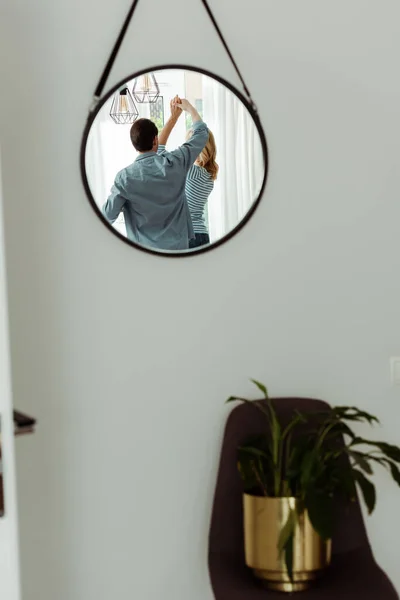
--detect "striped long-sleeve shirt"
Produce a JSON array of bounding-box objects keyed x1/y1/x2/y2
[{"x1": 185, "y1": 164, "x2": 214, "y2": 234}]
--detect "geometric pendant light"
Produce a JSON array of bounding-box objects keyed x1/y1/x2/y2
[
  {"x1": 109, "y1": 87, "x2": 139, "y2": 124},
  {"x1": 132, "y1": 73, "x2": 160, "y2": 103}
]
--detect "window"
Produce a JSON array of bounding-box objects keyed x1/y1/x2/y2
[{"x1": 149, "y1": 97, "x2": 164, "y2": 131}]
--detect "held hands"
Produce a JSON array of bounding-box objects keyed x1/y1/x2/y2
[
  {"x1": 170, "y1": 95, "x2": 183, "y2": 120},
  {"x1": 169, "y1": 96, "x2": 198, "y2": 124},
  {"x1": 172, "y1": 98, "x2": 192, "y2": 112},
  {"x1": 173, "y1": 98, "x2": 201, "y2": 123}
]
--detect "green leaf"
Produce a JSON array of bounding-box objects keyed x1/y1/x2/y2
[
  {"x1": 284, "y1": 535, "x2": 294, "y2": 583},
  {"x1": 270, "y1": 410, "x2": 281, "y2": 465},
  {"x1": 277, "y1": 508, "x2": 295, "y2": 554},
  {"x1": 277, "y1": 506, "x2": 296, "y2": 582},
  {"x1": 376, "y1": 442, "x2": 400, "y2": 463},
  {"x1": 240, "y1": 434, "x2": 274, "y2": 474},
  {"x1": 237, "y1": 445, "x2": 272, "y2": 496},
  {"x1": 333, "y1": 406, "x2": 380, "y2": 425},
  {"x1": 335, "y1": 466, "x2": 357, "y2": 501},
  {"x1": 226, "y1": 396, "x2": 239, "y2": 403},
  {"x1": 238, "y1": 446, "x2": 270, "y2": 461},
  {"x1": 324, "y1": 420, "x2": 356, "y2": 441},
  {"x1": 250, "y1": 379, "x2": 268, "y2": 398},
  {"x1": 300, "y1": 450, "x2": 320, "y2": 490},
  {"x1": 225, "y1": 395, "x2": 271, "y2": 420},
  {"x1": 282, "y1": 414, "x2": 306, "y2": 442},
  {"x1": 348, "y1": 450, "x2": 373, "y2": 475},
  {"x1": 237, "y1": 460, "x2": 258, "y2": 490},
  {"x1": 351, "y1": 439, "x2": 400, "y2": 463},
  {"x1": 304, "y1": 490, "x2": 334, "y2": 541},
  {"x1": 352, "y1": 469, "x2": 376, "y2": 514},
  {"x1": 387, "y1": 461, "x2": 400, "y2": 487}
]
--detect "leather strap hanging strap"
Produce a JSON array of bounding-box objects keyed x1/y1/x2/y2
[
  {"x1": 92, "y1": 0, "x2": 141, "y2": 104},
  {"x1": 199, "y1": 0, "x2": 255, "y2": 108},
  {"x1": 91, "y1": 0, "x2": 256, "y2": 111}
]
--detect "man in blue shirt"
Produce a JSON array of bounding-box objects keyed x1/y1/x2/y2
[{"x1": 102, "y1": 98, "x2": 208, "y2": 251}]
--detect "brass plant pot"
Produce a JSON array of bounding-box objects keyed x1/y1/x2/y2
[{"x1": 243, "y1": 495, "x2": 332, "y2": 593}]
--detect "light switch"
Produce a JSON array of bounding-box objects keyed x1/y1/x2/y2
[{"x1": 390, "y1": 357, "x2": 400, "y2": 385}]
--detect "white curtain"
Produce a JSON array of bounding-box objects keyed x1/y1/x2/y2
[
  {"x1": 85, "y1": 98, "x2": 137, "y2": 236},
  {"x1": 202, "y1": 76, "x2": 264, "y2": 243}
]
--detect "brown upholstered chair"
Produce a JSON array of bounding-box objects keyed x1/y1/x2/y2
[{"x1": 208, "y1": 398, "x2": 398, "y2": 599}]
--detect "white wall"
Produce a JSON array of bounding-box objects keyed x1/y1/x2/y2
[
  {"x1": 1, "y1": 0, "x2": 400, "y2": 598},
  {"x1": 0, "y1": 149, "x2": 21, "y2": 600}
]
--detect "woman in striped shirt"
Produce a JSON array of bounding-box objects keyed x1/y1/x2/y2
[
  {"x1": 185, "y1": 128, "x2": 219, "y2": 249},
  {"x1": 158, "y1": 96, "x2": 219, "y2": 249}
]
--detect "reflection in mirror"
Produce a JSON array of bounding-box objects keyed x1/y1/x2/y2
[{"x1": 84, "y1": 68, "x2": 267, "y2": 254}]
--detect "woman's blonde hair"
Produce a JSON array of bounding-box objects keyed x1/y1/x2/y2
[{"x1": 187, "y1": 129, "x2": 219, "y2": 181}]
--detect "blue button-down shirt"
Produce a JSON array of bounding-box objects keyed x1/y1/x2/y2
[{"x1": 102, "y1": 120, "x2": 209, "y2": 251}]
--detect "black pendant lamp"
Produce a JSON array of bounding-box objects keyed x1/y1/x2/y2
[
  {"x1": 132, "y1": 73, "x2": 160, "y2": 103},
  {"x1": 109, "y1": 87, "x2": 139, "y2": 124}
]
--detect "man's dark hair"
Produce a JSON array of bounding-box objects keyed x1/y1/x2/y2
[{"x1": 130, "y1": 118, "x2": 158, "y2": 152}]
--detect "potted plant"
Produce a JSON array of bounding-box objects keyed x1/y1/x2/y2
[{"x1": 227, "y1": 380, "x2": 400, "y2": 593}]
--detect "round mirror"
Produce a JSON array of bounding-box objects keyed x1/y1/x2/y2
[{"x1": 81, "y1": 66, "x2": 268, "y2": 256}]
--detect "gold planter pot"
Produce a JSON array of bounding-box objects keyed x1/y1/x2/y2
[{"x1": 243, "y1": 495, "x2": 332, "y2": 593}]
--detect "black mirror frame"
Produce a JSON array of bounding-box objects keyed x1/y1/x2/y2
[{"x1": 80, "y1": 64, "x2": 269, "y2": 258}]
